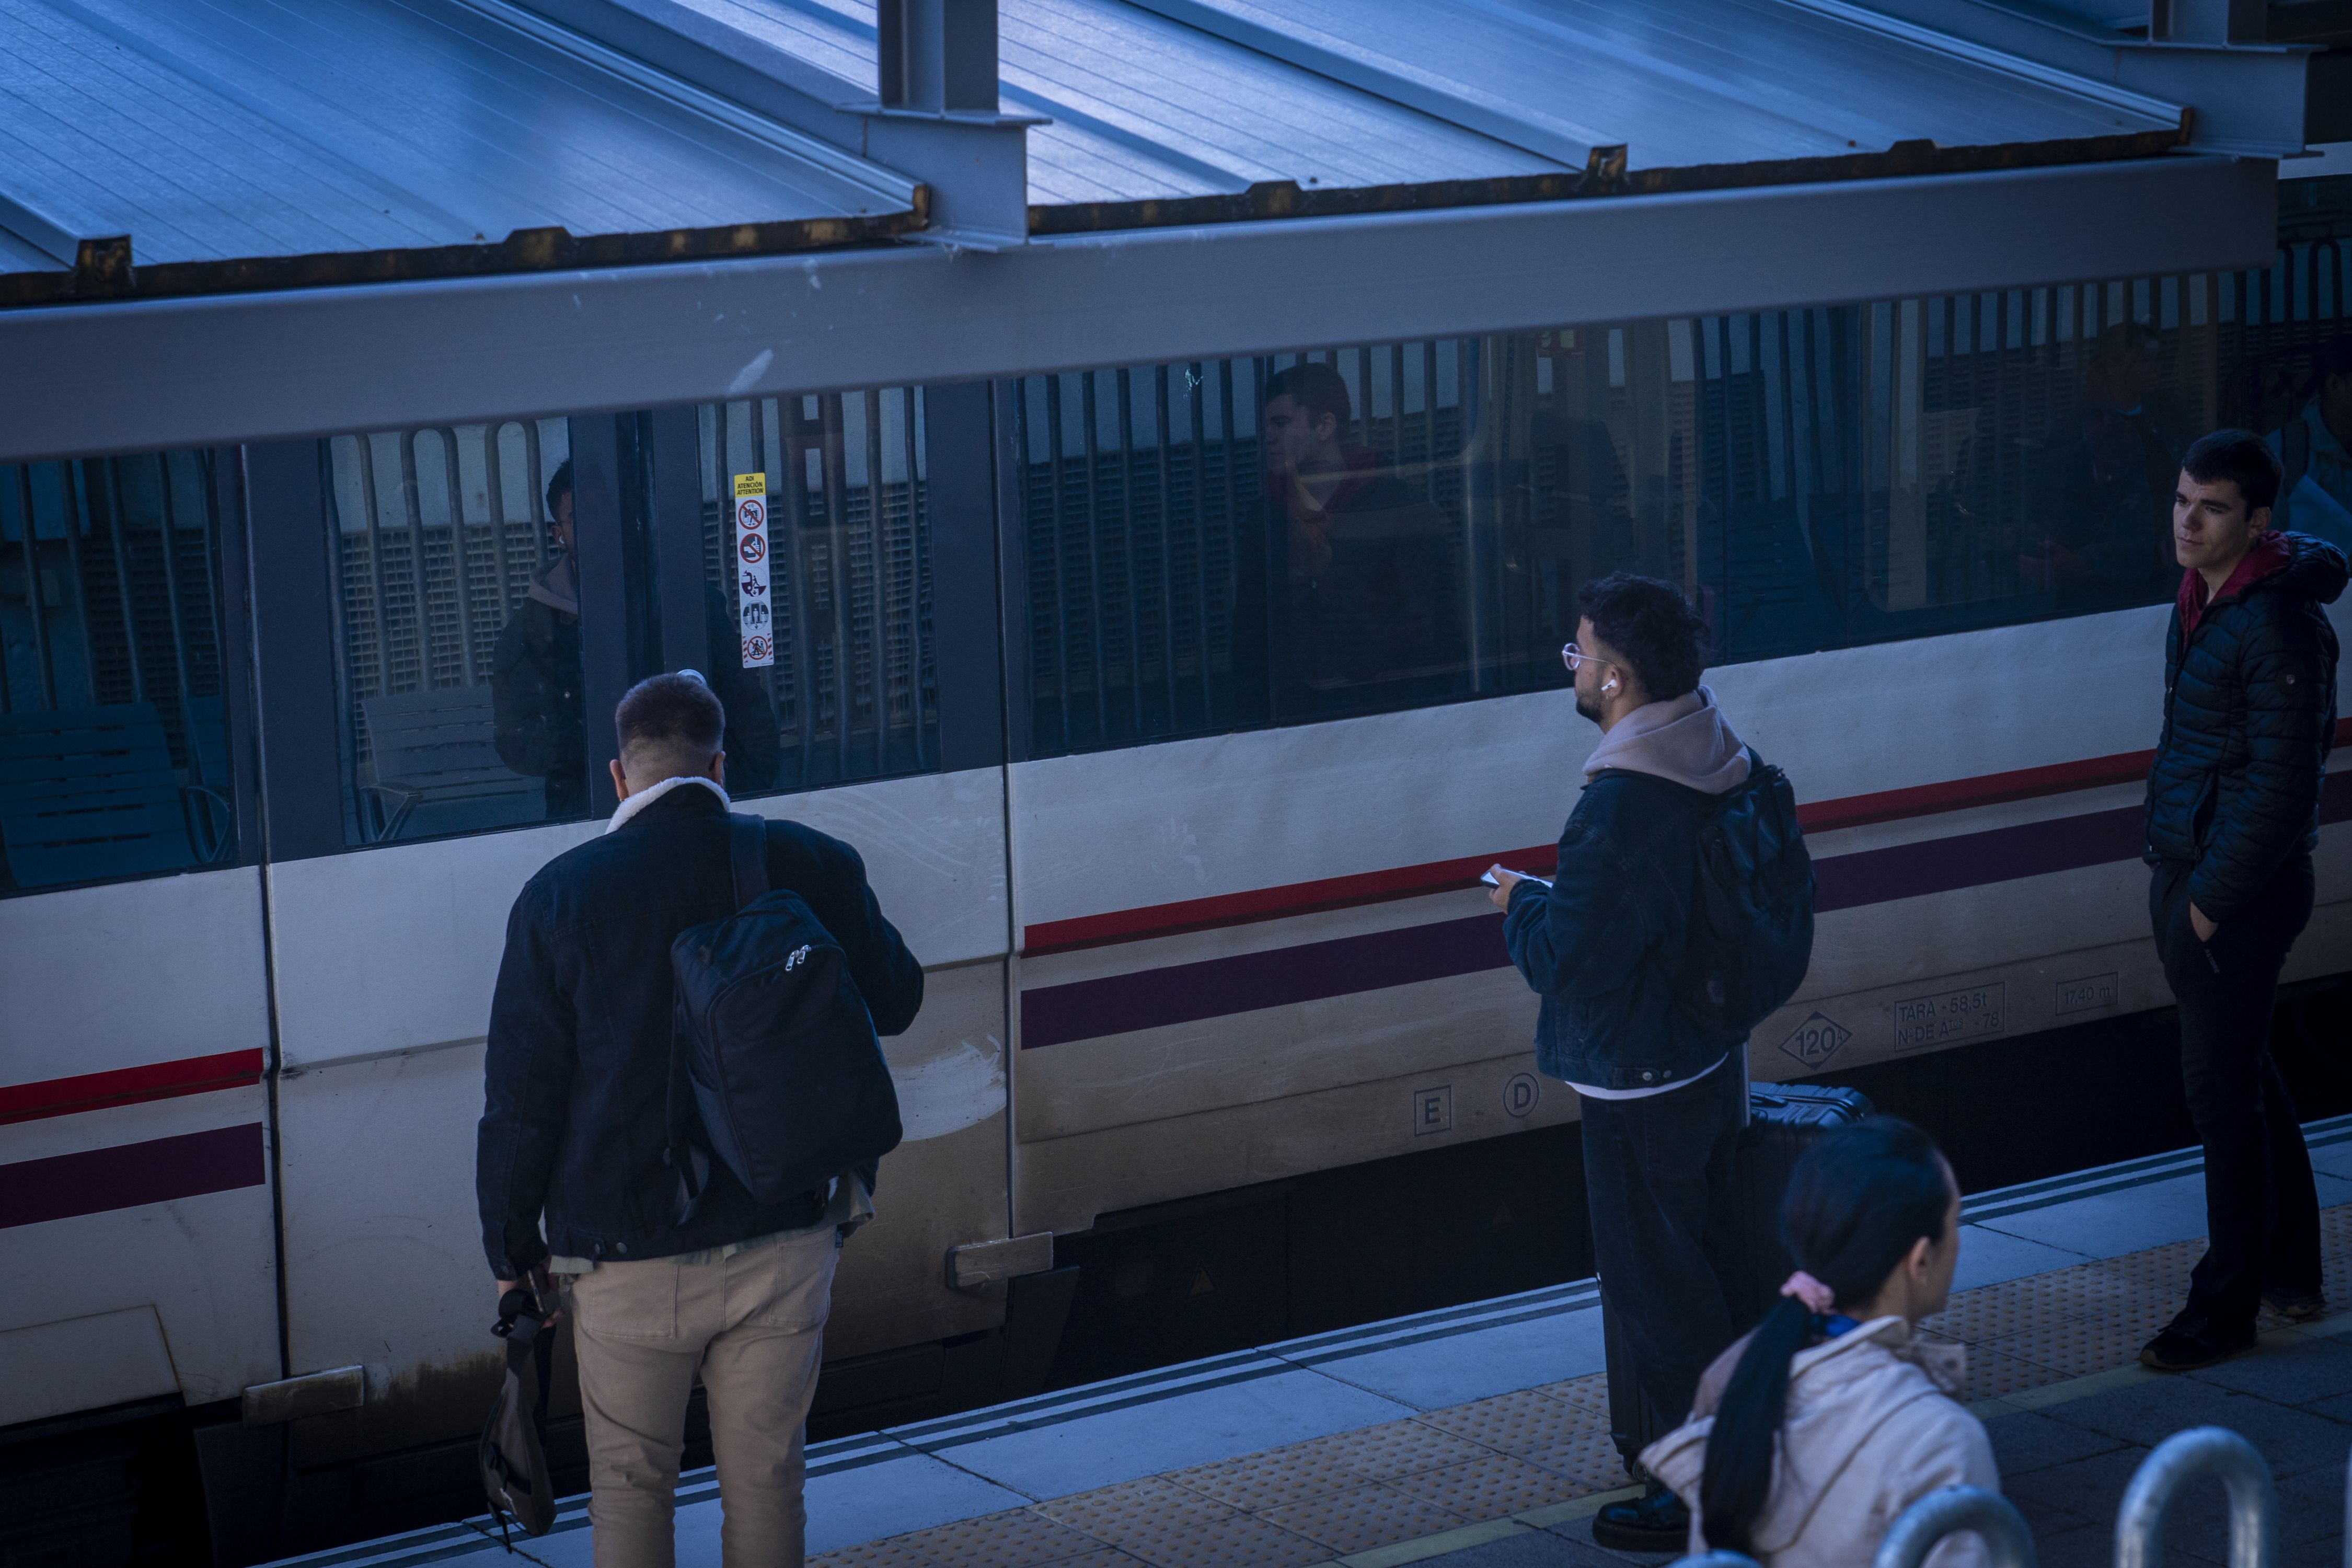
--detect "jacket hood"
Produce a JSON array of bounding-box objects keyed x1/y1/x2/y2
[
  {"x1": 525, "y1": 550, "x2": 580, "y2": 617},
  {"x1": 1584, "y1": 685, "x2": 1751, "y2": 795},
  {"x1": 1641, "y1": 1317, "x2": 1967, "y2": 1555},
  {"x1": 2269, "y1": 532, "x2": 2351, "y2": 604}
]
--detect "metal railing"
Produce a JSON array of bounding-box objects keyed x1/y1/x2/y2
[
  {"x1": 2116, "y1": 1427, "x2": 2276, "y2": 1568},
  {"x1": 1874, "y1": 1485, "x2": 2037, "y2": 1568}
]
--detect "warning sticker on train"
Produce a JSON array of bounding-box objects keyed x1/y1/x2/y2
[{"x1": 733, "y1": 472, "x2": 774, "y2": 669}]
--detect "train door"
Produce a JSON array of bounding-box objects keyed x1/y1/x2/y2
[
  {"x1": 235, "y1": 421, "x2": 603, "y2": 1542},
  {"x1": 685, "y1": 386, "x2": 1017, "y2": 1416},
  {"x1": 0, "y1": 453, "x2": 281, "y2": 1450},
  {"x1": 998, "y1": 348, "x2": 1583, "y2": 1251},
  {"x1": 245, "y1": 386, "x2": 1013, "y2": 1544}
]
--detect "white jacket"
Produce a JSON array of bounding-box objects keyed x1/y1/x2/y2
[{"x1": 1640, "y1": 1316, "x2": 1999, "y2": 1568}]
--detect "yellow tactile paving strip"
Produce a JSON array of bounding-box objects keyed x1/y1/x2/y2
[{"x1": 813, "y1": 1203, "x2": 2352, "y2": 1568}]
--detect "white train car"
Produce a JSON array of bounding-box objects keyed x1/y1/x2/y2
[{"x1": 0, "y1": 0, "x2": 2345, "y2": 1560}]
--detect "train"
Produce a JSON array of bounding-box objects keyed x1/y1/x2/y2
[{"x1": 3, "y1": 9, "x2": 2348, "y2": 1560}]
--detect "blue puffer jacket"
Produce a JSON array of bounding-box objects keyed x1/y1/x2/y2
[
  {"x1": 1503, "y1": 772, "x2": 1748, "y2": 1091},
  {"x1": 2142, "y1": 531, "x2": 2345, "y2": 921}
]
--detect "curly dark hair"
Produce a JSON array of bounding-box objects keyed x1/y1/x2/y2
[{"x1": 1576, "y1": 572, "x2": 1710, "y2": 701}]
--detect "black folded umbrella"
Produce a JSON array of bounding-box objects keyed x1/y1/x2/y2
[{"x1": 478, "y1": 1288, "x2": 557, "y2": 1543}]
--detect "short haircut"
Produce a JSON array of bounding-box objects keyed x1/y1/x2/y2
[
  {"x1": 2182, "y1": 428, "x2": 2281, "y2": 517},
  {"x1": 1577, "y1": 572, "x2": 1710, "y2": 701},
  {"x1": 615, "y1": 672, "x2": 724, "y2": 774},
  {"x1": 1265, "y1": 361, "x2": 1351, "y2": 435},
  {"x1": 2090, "y1": 319, "x2": 2162, "y2": 366},
  {"x1": 546, "y1": 458, "x2": 574, "y2": 518}
]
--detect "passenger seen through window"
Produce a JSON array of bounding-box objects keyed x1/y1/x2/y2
[{"x1": 1256, "y1": 361, "x2": 1461, "y2": 716}]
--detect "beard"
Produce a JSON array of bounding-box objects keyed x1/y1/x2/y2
[{"x1": 1574, "y1": 691, "x2": 1603, "y2": 723}]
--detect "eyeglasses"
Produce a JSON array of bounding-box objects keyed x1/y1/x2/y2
[{"x1": 1561, "y1": 642, "x2": 1613, "y2": 674}]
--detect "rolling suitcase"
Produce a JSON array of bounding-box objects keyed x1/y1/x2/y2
[{"x1": 1601, "y1": 1079, "x2": 1874, "y2": 1472}]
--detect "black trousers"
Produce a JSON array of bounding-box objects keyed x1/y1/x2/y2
[
  {"x1": 2150, "y1": 856, "x2": 2323, "y2": 1329},
  {"x1": 1580, "y1": 1057, "x2": 1746, "y2": 1436}
]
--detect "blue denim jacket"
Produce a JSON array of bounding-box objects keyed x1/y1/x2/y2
[{"x1": 1502, "y1": 770, "x2": 1747, "y2": 1090}]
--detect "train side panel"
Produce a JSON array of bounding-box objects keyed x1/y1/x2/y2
[
  {"x1": 0, "y1": 868, "x2": 278, "y2": 1426},
  {"x1": 1007, "y1": 599, "x2": 2352, "y2": 1235}
]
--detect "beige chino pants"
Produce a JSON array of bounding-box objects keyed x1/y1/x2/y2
[{"x1": 565, "y1": 1225, "x2": 838, "y2": 1568}]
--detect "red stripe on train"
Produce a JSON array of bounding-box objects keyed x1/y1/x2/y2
[
  {"x1": 0, "y1": 1124, "x2": 266, "y2": 1230},
  {"x1": 0, "y1": 1048, "x2": 266, "y2": 1127},
  {"x1": 1022, "y1": 718, "x2": 2352, "y2": 956},
  {"x1": 1021, "y1": 846, "x2": 1563, "y2": 958}
]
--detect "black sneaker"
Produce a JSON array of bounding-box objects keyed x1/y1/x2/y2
[
  {"x1": 2263, "y1": 1288, "x2": 2326, "y2": 1321},
  {"x1": 1592, "y1": 1482, "x2": 1689, "y2": 1553},
  {"x1": 2140, "y1": 1312, "x2": 2256, "y2": 1372}
]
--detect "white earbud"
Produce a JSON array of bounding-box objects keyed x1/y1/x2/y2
[{"x1": 1604, "y1": 679, "x2": 1618, "y2": 694}]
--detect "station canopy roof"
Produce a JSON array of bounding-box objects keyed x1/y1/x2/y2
[{"x1": 2, "y1": 0, "x2": 2201, "y2": 308}]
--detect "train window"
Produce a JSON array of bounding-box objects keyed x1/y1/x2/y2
[
  {"x1": 1016, "y1": 178, "x2": 2352, "y2": 759},
  {"x1": 0, "y1": 452, "x2": 236, "y2": 894},
  {"x1": 324, "y1": 419, "x2": 587, "y2": 844},
  {"x1": 1011, "y1": 347, "x2": 1557, "y2": 754},
  {"x1": 696, "y1": 390, "x2": 939, "y2": 794}
]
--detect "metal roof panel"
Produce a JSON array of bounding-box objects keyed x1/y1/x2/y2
[
  {"x1": 1005, "y1": 0, "x2": 1570, "y2": 201},
  {"x1": 0, "y1": 0, "x2": 921, "y2": 301},
  {"x1": 695, "y1": 0, "x2": 1569, "y2": 202},
  {"x1": 1145, "y1": 0, "x2": 2184, "y2": 172}
]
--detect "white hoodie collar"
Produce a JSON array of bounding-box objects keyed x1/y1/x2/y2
[
  {"x1": 1583, "y1": 683, "x2": 1752, "y2": 795},
  {"x1": 605, "y1": 775, "x2": 730, "y2": 835}
]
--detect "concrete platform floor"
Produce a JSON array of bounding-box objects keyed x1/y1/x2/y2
[
  {"x1": 287, "y1": 1120, "x2": 2352, "y2": 1568},
  {"x1": 811, "y1": 1217, "x2": 2352, "y2": 1568}
]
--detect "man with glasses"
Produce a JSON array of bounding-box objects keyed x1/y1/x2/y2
[{"x1": 1489, "y1": 573, "x2": 1755, "y2": 1550}]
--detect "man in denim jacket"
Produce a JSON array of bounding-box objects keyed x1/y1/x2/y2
[{"x1": 1490, "y1": 573, "x2": 1753, "y2": 1550}]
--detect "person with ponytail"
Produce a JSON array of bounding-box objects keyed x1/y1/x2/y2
[{"x1": 1640, "y1": 1118, "x2": 1996, "y2": 1568}]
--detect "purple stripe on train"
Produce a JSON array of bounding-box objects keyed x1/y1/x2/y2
[
  {"x1": 1021, "y1": 914, "x2": 1506, "y2": 1050},
  {"x1": 0, "y1": 1124, "x2": 266, "y2": 1229},
  {"x1": 1020, "y1": 776, "x2": 2351, "y2": 1050}
]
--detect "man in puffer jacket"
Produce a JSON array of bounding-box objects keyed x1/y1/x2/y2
[{"x1": 2140, "y1": 428, "x2": 2347, "y2": 1370}]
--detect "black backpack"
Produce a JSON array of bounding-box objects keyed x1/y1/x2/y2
[
  {"x1": 665, "y1": 815, "x2": 903, "y2": 1223},
  {"x1": 1602, "y1": 750, "x2": 1815, "y2": 1036}
]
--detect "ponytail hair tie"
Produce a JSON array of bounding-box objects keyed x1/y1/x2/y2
[{"x1": 1779, "y1": 1271, "x2": 1836, "y2": 1315}]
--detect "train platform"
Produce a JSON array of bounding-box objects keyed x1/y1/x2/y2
[{"x1": 284, "y1": 1116, "x2": 2352, "y2": 1568}]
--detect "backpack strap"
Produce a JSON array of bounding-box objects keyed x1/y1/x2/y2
[
  {"x1": 668, "y1": 816, "x2": 767, "y2": 1224},
  {"x1": 729, "y1": 814, "x2": 771, "y2": 909}
]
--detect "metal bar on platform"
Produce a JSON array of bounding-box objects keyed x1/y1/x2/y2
[
  {"x1": 1874, "y1": 1485, "x2": 2035, "y2": 1568},
  {"x1": 2116, "y1": 1427, "x2": 2276, "y2": 1568}
]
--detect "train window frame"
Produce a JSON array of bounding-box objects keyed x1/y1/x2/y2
[
  {"x1": 0, "y1": 446, "x2": 257, "y2": 898},
  {"x1": 682, "y1": 381, "x2": 998, "y2": 799}
]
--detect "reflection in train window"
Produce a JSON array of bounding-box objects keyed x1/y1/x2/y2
[
  {"x1": 325, "y1": 420, "x2": 583, "y2": 844},
  {"x1": 0, "y1": 453, "x2": 234, "y2": 893},
  {"x1": 697, "y1": 390, "x2": 939, "y2": 795},
  {"x1": 1017, "y1": 178, "x2": 2352, "y2": 760}
]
